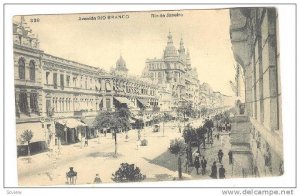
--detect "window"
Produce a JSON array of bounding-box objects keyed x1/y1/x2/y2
[
  {"x1": 60, "y1": 74, "x2": 64, "y2": 90},
  {"x1": 29, "y1": 92, "x2": 39, "y2": 113},
  {"x1": 46, "y1": 72, "x2": 50, "y2": 84},
  {"x1": 53, "y1": 73, "x2": 58, "y2": 89},
  {"x1": 29, "y1": 60, "x2": 35, "y2": 81},
  {"x1": 106, "y1": 98, "x2": 111, "y2": 109},
  {"x1": 19, "y1": 92, "x2": 29, "y2": 114},
  {"x1": 66, "y1": 75, "x2": 70, "y2": 87},
  {"x1": 18, "y1": 57, "x2": 25, "y2": 80}
]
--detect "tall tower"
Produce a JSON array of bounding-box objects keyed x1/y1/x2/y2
[
  {"x1": 178, "y1": 37, "x2": 186, "y2": 61},
  {"x1": 186, "y1": 49, "x2": 192, "y2": 70},
  {"x1": 163, "y1": 31, "x2": 178, "y2": 59}
]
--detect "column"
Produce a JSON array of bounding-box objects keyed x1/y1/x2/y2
[
  {"x1": 102, "y1": 96, "x2": 107, "y2": 110},
  {"x1": 15, "y1": 91, "x2": 21, "y2": 116},
  {"x1": 267, "y1": 8, "x2": 279, "y2": 131}
]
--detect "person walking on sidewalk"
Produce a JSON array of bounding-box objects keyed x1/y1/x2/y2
[
  {"x1": 218, "y1": 149, "x2": 224, "y2": 163},
  {"x1": 210, "y1": 161, "x2": 217, "y2": 179},
  {"x1": 219, "y1": 165, "x2": 226, "y2": 179},
  {"x1": 228, "y1": 150, "x2": 233, "y2": 164},
  {"x1": 194, "y1": 155, "x2": 200, "y2": 175},
  {"x1": 201, "y1": 156, "x2": 207, "y2": 175}
]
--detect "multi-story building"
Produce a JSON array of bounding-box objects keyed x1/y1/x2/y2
[
  {"x1": 14, "y1": 18, "x2": 158, "y2": 155},
  {"x1": 142, "y1": 32, "x2": 201, "y2": 110},
  {"x1": 230, "y1": 7, "x2": 283, "y2": 177}
]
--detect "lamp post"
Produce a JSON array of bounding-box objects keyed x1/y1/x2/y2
[{"x1": 114, "y1": 128, "x2": 118, "y2": 156}]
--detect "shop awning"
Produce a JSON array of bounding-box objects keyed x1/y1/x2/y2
[
  {"x1": 137, "y1": 98, "x2": 148, "y2": 107},
  {"x1": 16, "y1": 123, "x2": 46, "y2": 145},
  {"x1": 82, "y1": 118, "x2": 96, "y2": 128},
  {"x1": 114, "y1": 97, "x2": 132, "y2": 105},
  {"x1": 56, "y1": 118, "x2": 87, "y2": 129},
  {"x1": 129, "y1": 118, "x2": 136, "y2": 123}
]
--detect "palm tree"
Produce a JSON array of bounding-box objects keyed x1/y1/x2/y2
[{"x1": 20, "y1": 129, "x2": 33, "y2": 157}]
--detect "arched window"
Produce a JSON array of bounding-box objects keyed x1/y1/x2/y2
[
  {"x1": 29, "y1": 60, "x2": 35, "y2": 81},
  {"x1": 18, "y1": 57, "x2": 25, "y2": 79}
]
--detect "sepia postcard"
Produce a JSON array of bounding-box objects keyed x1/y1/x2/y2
[{"x1": 13, "y1": 8, "x2": 283, "y2": 186}]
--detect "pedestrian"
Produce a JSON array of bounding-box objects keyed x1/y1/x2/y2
[
  {"x1": 93, "y1": 173, "x2": 102, "y2": 183},
  {"x1": 219, "y1": 165, "x2": 226, "y2": 179},
  {"x1": 201, "y1": 156, "x2": 207, "y2": 175},
  {"x1": 184, "y1": 156, "x2": 189, "y2": 173},
  {"x1": 136, "y1": 140, "x2": 140, "y2": 150},
  {"x1": 218, "y1": 149, "x2": 224, "y2": 163},
  {"x1": 210, "y1": 161, "x2": 218, "y2": 179},
  {"x1": 216, "y1": 133, "x2": 220, "y2": 141},
  {"x1": 137, "y1": 130, "x2": 141, "y2": 141},
  {"x1": 228, "y1": 150, "x2": 233, "y2": 164},
  {"x1": 84, "y1": 138, "x2": 88, "y2": 147},
  {"x1": 194, "y1": 155, "x2": 200, "y2": 175},
  {"x1": 178, "y1": 125, "x2": 182, "y2": 133}
]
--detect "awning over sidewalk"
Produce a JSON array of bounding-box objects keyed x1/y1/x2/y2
[
  {"x1": 114, "y1": 96, "x2": 132, "y2": 105},
  {"x1": 82, "y1": 118, "x2": 96, "y2": 128},
  {"x1": 56, "y1": 118, "x2": 87, "y2": 129},
  {"x1": 137, "y1": 98, "x2": 148, "y2": 107},
  {"x1": 16, "y1": 123, "x2": 45, "y2": 145}
]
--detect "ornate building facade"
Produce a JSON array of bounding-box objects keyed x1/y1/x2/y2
[
  {"x1": 142, "y1": 32, "x2": 201, "y2": 110},
  {"x1": 230, "y1": 8, "x2": 283, "y2": 177},
  {"x1": 14, "y1": 18, "x2": 158, "y2": 154}
]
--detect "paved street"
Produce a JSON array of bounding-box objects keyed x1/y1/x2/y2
[{"x1": 17, "y1": 119, "x2": 234, "y2": 186}]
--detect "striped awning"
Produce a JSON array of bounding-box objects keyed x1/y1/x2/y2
[{"x1": 56, "y1": 118, "x2": 87, "y2": 129}]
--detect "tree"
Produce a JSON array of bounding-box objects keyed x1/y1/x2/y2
[
  {"x1": 95, "y1": 107, "x2": 132, "y2": 156},
  {"x1": 169, "y1": 138, "x2": 186, "y2": 179},
  {"x1": 176, "y1": 102, "x2": 193, "y2": 127},
  {"x1": 203, "y1": 118, "x2": 214, "y2": 144},
  {"x1": 112, "y1": 163, "x2": 146, "y2": 182},
  {"x1": 182, "y1": 125, "x2": 197, "y2": 165},
  {"x1": 20, "y1": 129, "x2": 33, "y2": 157}
]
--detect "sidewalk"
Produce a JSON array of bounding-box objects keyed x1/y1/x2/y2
[{"x1": 185, "y1": 131, "x2": 234, "y2": 180}]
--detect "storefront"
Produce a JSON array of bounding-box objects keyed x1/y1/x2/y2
[{"x1": 55, "y1": 118, "x2": 87, "y2": 144}]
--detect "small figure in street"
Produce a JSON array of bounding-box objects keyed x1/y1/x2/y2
[
  {"x1": 210, "y1": 161, "x2": 218, "y2": 179},
  {"x1": 137, "y1": 130, "x2": 141, "y2": 141},
  {"x1": 218, "y1": 149, "x2": 224, "y2": 163},
  {"x1": 93, "y1": 173, "x2": 102, "y2": 183},
  {"x1": 201, "y1": 156, "x2": 207, "y2": 175},
  {"x1": 194, "y1": 155, "x2": 200, "y2": 175},
  {"x1": 216, "y1": 133, "x2": 220, "y2": 141},
  {"x1": 184, "y1": 156, "x2": 190, "y2": 174},
  {"x1": 228, "y1": 150, "x2": 233, "y2": 164},
  {"x1": 179, "y1": 125, "x2": 182, "y2": 133},
  {"x1": 219, "y1": 165, "x2": 226, "y2": 179},
  {"x1": 136, "y1": 139, "x2": 140, "y2": 150},
  {"x1": 84, "y1": 138, "x2": 88, "y2": 147}
]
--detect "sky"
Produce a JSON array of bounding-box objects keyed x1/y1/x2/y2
[{"x1": 17, "y1": 9, "x2": 236, "y2": 96}]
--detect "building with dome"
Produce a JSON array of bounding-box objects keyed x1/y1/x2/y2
[
  {"x1": 142, "y1": 32, "x2": 202, "y2": 110},
  {"x1": 112, "y1": 55, "x2": 128, "y2": 76},
  {"x1": 13, "y1": 17, "x2": 158, "y2": 155}
]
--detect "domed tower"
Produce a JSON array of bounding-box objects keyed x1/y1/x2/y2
[
  {"x1": 163, "y1": 31, "x2": 178, "y2": 59},
  {"x1": 115, "y1": 55, "x2": 128, "y2": 76}
]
